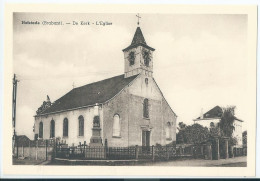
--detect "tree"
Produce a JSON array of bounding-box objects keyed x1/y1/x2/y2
[
  {"x1": 176, "y1": 123, "x2": 210, "y2": 144},
  {"x1": 177, "y1": 122, "x2": 187, "y2": 131},
  {"x1": 219, "y1": 106, "x2": 236, "y2": 138},
  {"x1": 242, "y1": 131, "x2": 247, "y2": 147}
]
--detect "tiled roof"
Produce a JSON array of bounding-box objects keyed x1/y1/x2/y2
[
  {"x1": 123, "y1": 27, "x2": 155, "y2": 52},
  {"x1": 38, "y1": 74, "x2": 138, "y2": 115}
]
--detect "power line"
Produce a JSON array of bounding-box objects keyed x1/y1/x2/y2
[{"x1": 15, "y1": 70, "x2": 122, "y2": 81}]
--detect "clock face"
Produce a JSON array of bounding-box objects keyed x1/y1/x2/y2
[
  {"x1": 128, "y1": 51, "x2": 136, "y2": 66},
  {"x1": 142, "y1": 49, "x2": 151, "y2": 67}
]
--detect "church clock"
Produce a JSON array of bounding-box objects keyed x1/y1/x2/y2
[
  {"x1": 128, "y1": 51, "x2": 136, "y2": 66},
  {"x1": 142, "y1": 48, "x2": 151, "y2": 67}
]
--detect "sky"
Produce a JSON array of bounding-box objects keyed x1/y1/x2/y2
[{"x1": 13, "y1": 13, "x2": 248, "y2": 139}]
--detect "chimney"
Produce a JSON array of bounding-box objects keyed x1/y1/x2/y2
[{"x1": 200, "y1": 108, "x2": 204, "y2": 119}]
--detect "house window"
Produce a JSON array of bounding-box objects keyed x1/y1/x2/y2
[
  {"x1": 145, "y1": 78, "x2": 148, "y2": 85},
  {"x1": 210, "y1": 122, "x2": 215, "y2": 128},
  {"x1": 113, "y1": 114, "x2": 121, "y2": 137},
  {"x1": 143, "y1": 98, "x2": 149, "y2": 118},
  {"x1": 166, "y1": 122, "x2": 171, "y2": 140},
  {"x1": 50, "y1": 119, "x2": 55, "y2": 138},
  {"x1": 63, "y1": 118, "x2": 69, "y2": 137},
  {"x1": 39, "y1": 122, "x2": 43, "y2": 139},
  {"x1": 78, "y1": 115, "x2": 84, "y2": 136}
]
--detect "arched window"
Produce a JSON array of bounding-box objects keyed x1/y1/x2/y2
[
  {"x1": 50, "y1": 119, "x2": 55, "y2": 138},
  {"x1": 78, "y1": 115, "x2": 84, "y2": 136},
  {"x1": 143, "y1": 98, "x2": 149, "y2": 118},
  {"x1": 113, "y1": 114, "x2": 120, "y2": 137},
  {"x1": 63, "y1": 118, "x2": 69, "y2": 137},
  {"x1": 39, "y1": 122, "x2": 43, "y2": 138},
  {"x1": 166, "y1": 122, "x2": 171, "y2": 139}
]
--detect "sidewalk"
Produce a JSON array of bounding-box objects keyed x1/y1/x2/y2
[{"x1": 139, "y1": 156, "x2": 247, "y2": 167}]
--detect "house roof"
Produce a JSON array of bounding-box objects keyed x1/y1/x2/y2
[
  {"x1": 123, "y1": 27, "x2": 155, "y2": 52},
  {"x1": 197, "y1": 106, "x2": 223, "y2": 119},
  {"x1": 38, "y1": 74, "x2": 139, "y2": 116},
  {"x1": 195, "y1": 105, "x2": 243, "y2": 122}
]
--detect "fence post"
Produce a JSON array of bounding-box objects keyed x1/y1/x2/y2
[
  {"x1": 104, "y1": 139, "x2": 108, "y2": 159},
  {"x1": 22, "y1": 144, "x2": 24, "y2": 157},
  {"x1": 166, "y1": 145, "x2": 169, "y2": 160},
  {"x1": 29, "y1": 140, "x2": 31, "y2": 160},
  {"x1": 16, "y1": 136, "x2": 18, "y2": 158},
  {"x1": 152, "y1": 145, "x2": 155, "y2": 161},
  {"x1": 36, "y1": 139, "x2": 38, "y2": 161},
  {"x1": 45, "y1": 140, "x2": 48, "y2": 161},
  {"x1": 135, "y1": 145, "x2": 139, "y2": 160},
  {"x1": 54, "y1": 138, "x2": 57, "y2": 159},
  {"x1": 79, "y1": 142, "x2": 82, "y2": 153},
  {"x1": 84, "y1": 141, "x2": 86, "y2": 157}
]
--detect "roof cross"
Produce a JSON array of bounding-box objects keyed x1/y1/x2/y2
[{"x1": 136, "y1": 13, "x2": 141, "y2": 26}]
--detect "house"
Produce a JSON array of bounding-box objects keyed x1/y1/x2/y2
[
  {"x1": 33, "y1": 25, "x2": 177, "y2": 147},
  {"x1": 15, "y1": 135, "x2": 31, "y2": 147},
  {"x1": 193, "y1": 106, "x2": 243, "y2": 148}
]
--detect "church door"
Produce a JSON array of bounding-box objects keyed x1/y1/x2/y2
[{"x1": 142, "y1": 130, "x2": 150, "y2": 147}]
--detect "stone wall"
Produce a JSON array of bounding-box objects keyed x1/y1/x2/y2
[{"x1": 14, "y1": 146, "x2": 53, "y2": 160}]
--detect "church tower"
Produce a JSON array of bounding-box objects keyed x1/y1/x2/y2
[{"x1": 123, "y1": 26, "x2": 155, "y2": 78}]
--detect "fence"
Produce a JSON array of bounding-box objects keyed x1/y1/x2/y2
[
  {"x1": 233, "y1": 147, "x2": 247, "y2": 157},
  {"x1": 55, "y1": 143, "x2": 196, "y2": 161},
  {"x1": 56, "y1": 146, "x2": 106, "y2": 160}
]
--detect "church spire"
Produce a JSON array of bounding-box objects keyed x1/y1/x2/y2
[
  {"x1": 131, "y1": 27, "x2": 147, "y2": 45},
  {"x1": 123, "y1": 26, "x2": 154, "y2": 52}
]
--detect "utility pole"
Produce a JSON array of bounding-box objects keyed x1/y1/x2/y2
[{"x1": 12, "y1": 74, "x2": 18, "y2": 156}]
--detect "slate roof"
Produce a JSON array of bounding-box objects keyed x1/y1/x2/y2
[
  {"x1": 123, "y1": 27, "x2": 155, "y2": 52},
  {"x1": 38, "y1": 74, "x2": 139, "y2": 115},
  {"x1": 196, "y1": 105, "x2": 243, "y2": 122},
  {"x1": 197, "y1": 106, "x2": 223, "y2": 119}
]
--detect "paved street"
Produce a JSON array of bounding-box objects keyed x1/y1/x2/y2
[
  {"x1": 138, "y1": 156, "x2": 247, "y2": 167},
  {"x1": 13, "y1": 156, "x2": 247, "y2": 167}
]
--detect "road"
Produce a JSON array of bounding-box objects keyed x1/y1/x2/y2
[{"x1": 138, "y1": 156, "x2": 247, "y2": 167}]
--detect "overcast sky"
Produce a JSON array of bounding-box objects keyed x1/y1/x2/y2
[{"x1": 13, "y1": 13, "x2": 248, "y2": 139}]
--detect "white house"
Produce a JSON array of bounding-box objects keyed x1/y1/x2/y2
[{"x1": 193, "y1": 106, "x2": 243, "y2": 148}]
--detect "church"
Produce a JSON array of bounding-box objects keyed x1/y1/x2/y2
[{"x1": 33, "y1": 24, "x2": 177, "y2": 147}]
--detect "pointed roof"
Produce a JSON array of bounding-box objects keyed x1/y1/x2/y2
[
  {"x1": 36, "y1": 74, "x2": 139, "y2": 116},
  {"x1": 197, "y1": 106, "x2": 223, "y2": 119},
  {"x1": 123, "y1": 27, "x2": 155, "y2": 52},
  {"x1": 131, "y1": 27, "x2": 147, "y2": 45}
]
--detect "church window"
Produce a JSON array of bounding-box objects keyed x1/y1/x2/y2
[
  {"x1": 78, "y1": 115, "x2": 84, "y2": 136},
  {"x1": 128, "y1": 51, "x2": 135, "y2": 66},
  {"x1": 142, "y1": 49, "x2": 151, "y2": 67},
  {"x1": 166, "y1": 122, "x2": 171, "y2": 140},
  {"x1": 50, "y1": 119, "x2": 55, "y2": 138},
  {"x1": 143, "y1": 98, "x2": 149, "y2": 118},
  {"x1": 39, "y1": 122, "x2": 43, "y2": 138},
  {"x1": 113, "y1": 114, "x2": 121, "y2": 137},
  {"x1": 63, "y1": 118, "x2": 69, "y2": 137}
]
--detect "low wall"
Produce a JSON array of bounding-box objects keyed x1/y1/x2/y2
[{"x1": 14, "y1": 146, "x2": 54, "y2": 161}]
